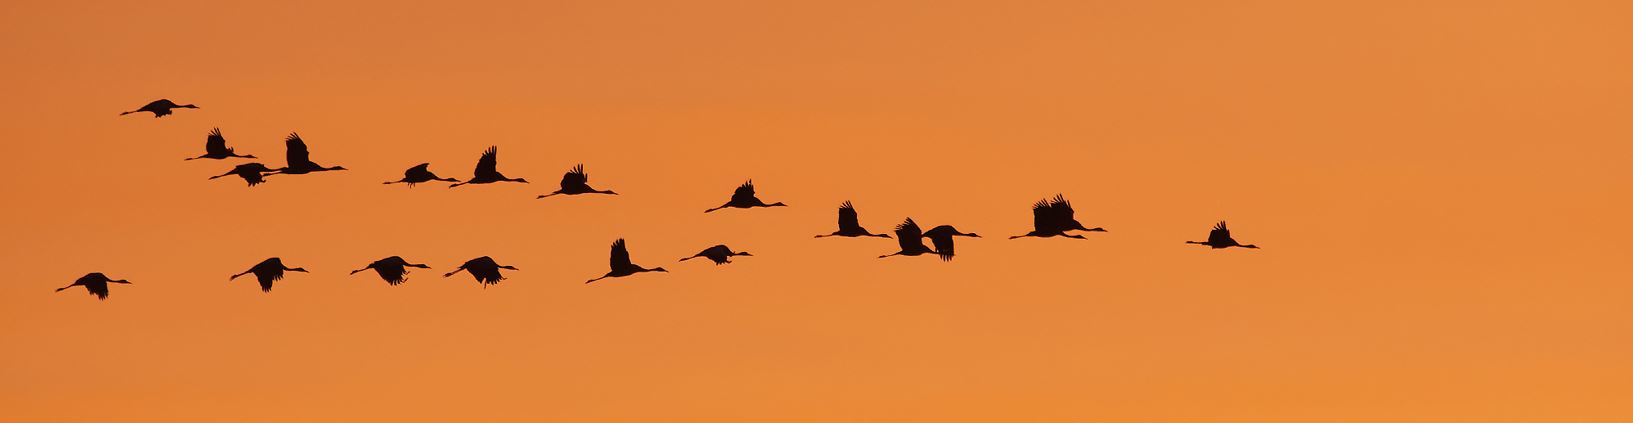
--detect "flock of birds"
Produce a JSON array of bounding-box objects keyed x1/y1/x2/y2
[{"x1": 54, "y1": 99, "x2": 1261, "y2": 301}]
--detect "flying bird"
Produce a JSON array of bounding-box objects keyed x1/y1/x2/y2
[
  {"x1": 185, "y1": 128, "x2": 256, "y2": 160},
  {"x1": 815, "y1": 201, "x2": 891, "y2": 238},
  {"x1": 120, "y1": 99, "x2": 197, "y2": 118},
  {"x1": 209, "y1": 163, "x2": 276, "y2": 187},
  {"x1": 384, "y1": 163, "x2": 459, "y2": 187},
  {"x1": 1187, "y1": 221, "x2": 1260, "y2": 249},
  {"x1": 704, "y1": 180, "x2": 787, "y2": 213},
  {"x1": 1011, "y1": 194, "x2": 1106, "y2": 239},
  {"x1": 879, "y1": 218, "x2": 938, "y2": 258},
  {"x1": 350, "y1": 256, "x2": 432, "y2": 285},
  {"x1": 449, "y1": 146, "x2": 528, "y2": 188},
  {"x1": 230, "y1": 257, "x2": 308, "y2": 292},
  {"x1": 680, "y1": 244, "x2": 753, "y2": 265},
  {"x1": 537, "y1": 164, "x2": 617, "y2": 198},
  {"x1": 444, "y1": 256, "x2": 518, "y2": 287},
  {"x1": 586, "y1": 239, "x2": 667, "y2": 283},
  {"x1": 924, "y1": 224, "x2": 981, "y2": 261},
  {"x1": 54, "y1": 273, "x2": 131, "y2": 300},
  {"x1": 270, "y1": 133, "x2": 347, "y2": 175}
]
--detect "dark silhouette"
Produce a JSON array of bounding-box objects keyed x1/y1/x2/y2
[
  {"x1": 1011, "y1": 194, "x2": 1106, "y2": 239},
  {"x1": 680, "y1": 244, "x2": 752, "y2": 265},
  {"x1": 185, "y1": 128, "x2": 256, "y2": 160},
  {"x1": 350, "y1": 256, "x2": 432, "y2": 285},
  {"x1": 270, "y1": 133, "x2": 347, "y2": 175},
  {"x1": 449, "y1": 146, "x2": 528, "y2": 188},
  {"x1": 120, "y1": 99, "x2": 197, "y2": 118},
  {"x1": 879, "y1": 218, "x2": 938, "y2": 258},
  {"x1": 1188, "y1": 221, "x2": 1260, "y2": 249},
  {"x1": 924, "y1": 225, "x2": 981, "y2": 261},
  {"x1": 444, "y1": 256, "x2": 518, "y2": 287},
  {"x1": 55, "y1": 273, "x2": 131, "y2": 300},
  {"x1": 815, "y1": 201, "x2": 891, "y2": 238},
  {"x1": 209, "y1": 163, "x2": 276, "y2": 187},
  {"x1": 384, "y1": 163, "x2": 459, "y2": 187},
  {"x1": 537, "y1": 164, "x2": 617, "y2": 198},
  {"x1": 230, "y1": 257, "x2": 307, "y2": 292},
  {"x1": 586, "y1": 239, "x2": 667, "y2": 283},
  {"x1": 704, "y1": 180, "x2": 787, "y2": 213}
]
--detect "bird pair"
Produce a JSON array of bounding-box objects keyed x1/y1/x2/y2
[{"x1": 204, "y1": 133, "x2": 347, "y2": 186}]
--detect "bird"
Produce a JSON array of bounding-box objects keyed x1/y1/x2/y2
[
  {"x1": 815, "y1": 201, "x2": 891, "y2": 238},
  {"x1": 924, "y1": 224, "x2": 981, "y2": 261},
  {"x1": 537, "y1": 164, "x2": 617, "y2": 198},
  {"x1": 680, "y1": 244, "x2": 752, "y2": 265},
  {"x1": 704, "y1": 180, "x2": 787, "y2": 212},
  {"x1": 1010, "y1": 194, "x2": 1106, "y2": 239},
  {"x1": 586, "y1": 239, "x2": 668, "y2": 283},
  {"x1": 230, "y1": 257, "x2": 308, "y2": 292},
  {"x1": 448, "y1": 146, "x2": 528, "y2": 188},
  {"x1": 1187, "y1": 221, "x2": 1260, "y2": 249},
  {"x1": 185, "y1": 128, "x2": 256, "y2": 160},
  {"x1": 878, "y1": 218, "x2": 938, "y2": 258},
  {"x1": 270, "y1": 133, "x2": 347, "y2": 175},
  {"x1": 384, "y1": 163, "x2": 459, "y2": 187},
  {"x1": 209, "y1": 163, "x2": 276, "y2": 187},
  {"x1": 350, "y1": 256, "x2": 432, "y2": 285},
  {"x1": 54, "y1": 273, "x2": 131, "y2": 300},
  {"x1": 120, "y1": 99, "x2": 197, "y2": 118},
  {"x1": 444, "y1": 256, "x2": 518, "y2": 287}
]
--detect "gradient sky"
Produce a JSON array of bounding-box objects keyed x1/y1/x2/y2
[{"x1": 2, "y1": 0, "x2": 1631, "y2": 421}]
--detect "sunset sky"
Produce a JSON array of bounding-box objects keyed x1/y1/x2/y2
[{"x1": 2, "y1": 0, "x2": 1631, "y2": 421}]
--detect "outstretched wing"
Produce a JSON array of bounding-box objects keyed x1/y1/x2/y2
[
  {"x1": 609, "y1": 238, "x2": 632, "y2": 269},
  {"x1": 894, "y1": 218, "x2": 924, "y2": 251},
  {"x1": 927, "y1": 230, "x2": 956, "y2": 261},
  {"x1": 731, "y1": 180, "x2": 757, "y2": 202},
  {"x1": 475, "y1": 146, "x2": 499, "y2": 177},
  {"x1": 205, "y1": 128, "x2": 230, "y2": 155},
  {"x1": 406, "y1": 163, "x2": 432, "y2": 177},
  {"x1": 562, "y1": 164, "x2": 587, "y2": 188},
  {"x1": 1031, "y1": 198, "x2": 1053, "y2": 232},
  {"x1": 285, "y1": 133, "x2": 312, "y2": 166},
  {"x1": 1208, "y1": 221, "x2": 1232, "y2": 244},
  {"x1": 1049, "y1": 194, "x2": 1077, "y2": 230},
  {"x1": 838, "y1": 201, "x2": 860, "y2": 230}
]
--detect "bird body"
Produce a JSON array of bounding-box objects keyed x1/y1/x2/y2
[
  {"x1": 879, "y1": 218, "x2": 938, "y2": 258},
  {"x1": 186, "y1": 128, "x2": 256, "y2": 160},
  {"x1": 1188, "y1": 221, "x2": 1259, "y2": 249},
  {"x1": 385, "y1": 163, "x2": 459, "y2": 186},
  {"x1": 816, "y1": 201, "x2": 890, "y2": 238},
  {"x1": 681, "y1": 244, "x2": 752, "y2": 265},
  {"x1": 55, "y1": 272, "x2": 131, "y2": 300},
  {"x1": 210, "y1": 163, "x2": 276, "y2": 186},
  {"x1": 587, "y1": 239, "x2": 667, "y2": 283},
  {"x1": 538, "y1": 164, "x2": 616, "y2": 198},
  {"x1": 445, "y1": 256, "x2": 518, "y2": 287},
  {"x1": 449, "y1": 146, "x2": 527, "y2": 187},
  {"x1": 351, "y1": 256, "x2": 432, "y2": 285},
  {"x1": 1011, "y1": 194, "x2": 1106, "y2": 239},
  {"x1": 121, "y1": 99, "x2": 197, "y2": 117},
  {"x1": 924, "y1": 225, "x2": 981, "y2": 261},
  {"x1": 271, "y1": 133, "x2": 347, "y2": 175},
  {"x1": 230, "y1": 257, "x2": 307, "y2": 292},
  {"x1": 704, "y1": 180, "x2": 786, "y2": 212}
]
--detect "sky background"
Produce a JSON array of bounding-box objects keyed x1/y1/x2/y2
[{"x1": 2, "y1": 0, "x2": 1631, "y2": 421}]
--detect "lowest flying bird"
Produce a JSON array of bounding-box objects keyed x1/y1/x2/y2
[
  {"x1": 230, "y1": 257, "x2": 308, "y2": 292},
  {"x1": 879, "y1": 218, "x2": 938, "y2": 258},
  {"x1": 384, "y1": 163, "x2": 459, "y2": 187},
  {"x1": 209, "y1": 163, "x2": 277, "y2": 187},
  {"x1": 444, "y1": 256, "x2": 519, "y2": 287},
  {"x1": 586, "y1": 239, "x2": 668, "y2": 283},
  {"x1": 680, "y1": 244, "x2": 753, "y2": 265},
  {"x1": 54, "y1": 273, "x2": 132, "y2": 301},
  {"x1": 350, "y1": 256, "x2": 433, "y2": 285},
  {"x1": 924, "y1": 224, "x2": 981, "y2": 261},
  {"x1": 270, "y1": 133, "x2": 347, "y2": 175}
]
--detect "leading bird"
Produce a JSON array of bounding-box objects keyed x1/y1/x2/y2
[
  {"x1": 120, "y1": 99, "x2": 197, "y2": 118},
  {"x1": 54, "y1": 273, "x2": 131, "y2": 300}
]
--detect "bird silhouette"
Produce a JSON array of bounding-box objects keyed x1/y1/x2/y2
[
  {"x1": 924, "y1": 224, "x2": 981, "y2": 261},
  {"x1": 384, "y1": 163, "x2": 459, "y2": 187},
  {"x1": 704, "y1": 180, "x2": 787, "y2": 212},
  {"x1": 1187, "y1": 221, "x2": 1260, "y2": 249},
  {"x1": 230, "y1": 257, "x2": 307, "y2": 292},
  {"x1": 879, "y1": 218, "x2": 938, "y2": 258},
  {"x1": 350, "y1": 256, "x2": 432, "y2": 285},
  {"x1": 1011, "y1": 194, "x2": 1106, "y2": 239},
  {"x1": 816, "y1": 201, "x2": 891, "y2": 238},
  {"x1": 120, "y1": 99, "x2": 197, "y2": 118},
  {"x1": 444, "y1": 256, "x2": 518, "y2": 287},
  {"x1": 55, "y1": 273, "x2": 131, "y2": 300},
  {"x1": 586, "y1": 239, "x2": 668, "y2": 283},
  {"x1": 209, "y1": 163, "x2": 276, "y2": 187},
  {"x1": 448, "y1": 146, "x2": 528, "y2": 188},
  {"x1": 680, "y1": 244, "x2": 752, "y2": 265},
  {"x1": 269, "y1": 133, "x2": 347, "y2": 175},
  {"x1": 537, "y1": 164, "x2": 617, "y2": 198},
  {"x1": 185, "y1": 128, "x2": 256, "y2": 160}
]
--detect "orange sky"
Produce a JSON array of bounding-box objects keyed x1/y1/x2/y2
[{"x1": 3, "y1": 0, "x2": 1631, "y2": 421}]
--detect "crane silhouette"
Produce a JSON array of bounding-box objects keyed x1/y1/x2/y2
[
  {"x1": 185, "y1": 128, "x2": 256, "y2": 160},
  {"x1": 444, "y1": 256, "x2": 518, "y2": 287},
  {"x1": 586, "y1": 239, "x2": 667, "y2": 283},
  {"x1": 270, "y1": 133, "x2": 347, "y2": 175},
  {"x1": 384, "y1": 163, "x2": 459, "y2": 187},
  {"x1": 55, "y1": 273, "x2": 131, "y2": 300},
  {"x1": 1011, "y1": 194, "x2": 1106, "y2": 239},
  {"x1": 680, "y1": 244, "x2": 752, "y2": 265},
  {"x1": 209, "y1": 163, "x2": 276, "y2": 186},
  {"x1": 230, "y1": 257, "x2": 308, "y2": 292},
  {"x1": 120, "y1": 99, "x2": 197, "y2": 118},
  {"x1": 815, "y1": 201, "x2": 891, "y2": 238},
  {"x1": 879, "y1": 218, "x2": 938, "y2": 258},
  {"x1": 925, "y1": 224, "x2": 981, "y2": 261},
  {"x1": 350, "y1": 256, "x2": 432, "y2": 285},
  {"x1": 449, "y1": 146, "x2": 528, "y2": 188},
  {"x1": 1187, "y1": 221, "x2": 1260, "y2": 249},
  {"x1": 704, "y1": 180, "x2": 787, "y2": 212},
  {"x1": 537, "y1": 164, "x2": 617, "y2": 198}
]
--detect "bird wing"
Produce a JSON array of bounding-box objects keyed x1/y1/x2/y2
[
  {"x1": 1051, "y1": 194, "x2": 1076, "y2": 224},
  {"x1": 610, "y1": 239, "x2": 633, "y2": 269},
  {"x1": 475, "y1": 146, "x2": 499, "y2": 177},
  {"x1": 285, "y1": 133, "x2": 312, "y2": 166},
  {"x1": 88, "y1": 282, "x2": 109, "y2": 300},
  {"x1": 562, "y1": 164, "x2": 587, "y2": 188},
  {"x1": 205, "y1": 128, "x2": 229, "y2": 155},
  {"x1": 894, "y1": 218, "x2": 924, "y2": 250},
  {"x1": 731, "y1": 180, "x2": 757, "y2": 202},
  {"x1": 1031, "y1": 198, "x2": 1053, "y2": 232},
  {"x1": 926, "y1": 229, "x2": 956, "y2": 261},
  {"x1": 838, "y1": 201, "x2": 860, "y2": 230},
  {"x1": 1208, "y1": 221, "x2": 1232, "y2": 244},
  {"x1": 406, "y1": 163, "x2": 431, "y2": 177}
]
